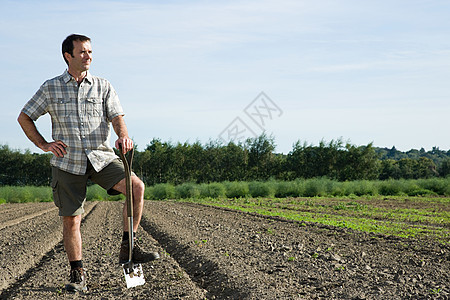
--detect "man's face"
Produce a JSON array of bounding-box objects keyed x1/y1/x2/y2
[{"x1": 66, "y1": 40, "x2": 92, "y2": 72}]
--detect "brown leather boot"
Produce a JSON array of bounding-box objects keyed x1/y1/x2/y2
[{"x1": 119, "y1": 239, "x2": 160, "y2": 264}]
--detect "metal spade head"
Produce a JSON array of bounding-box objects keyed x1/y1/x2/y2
[{"x1": 122, "y1": 262, "x2": 145, "y2": 288}]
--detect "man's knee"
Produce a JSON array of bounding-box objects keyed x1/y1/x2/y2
[
  {"x1": 132, "y1": 176, "x2": 145, "y2": 194},
  {"x1": 63, "y1": 215, "x2": 82, "y2": 230}
]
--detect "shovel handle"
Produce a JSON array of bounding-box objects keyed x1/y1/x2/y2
[
  {"x1": 119, "y1": 144, "x2": 135, "y2": 263},
  {"x1": 118, "y1": 144, "x2": 134, "y2": 218}
]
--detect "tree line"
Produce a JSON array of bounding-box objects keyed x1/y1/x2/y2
[{"x1": 1, "y1": 135, "x2": 449, "y2": 186}]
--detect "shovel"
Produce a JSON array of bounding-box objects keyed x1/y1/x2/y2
[{"x1": 118, "y1": 145, "x2": 145, "y2": 288}]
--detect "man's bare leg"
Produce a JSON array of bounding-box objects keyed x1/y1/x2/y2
[
  {"x1": 63, "y1": 215, "x2": 82, "y2": 261},
  {"x1": 111, "y1": 176, "x2": 145, "y2": 232},
  {"x1": 113, "y1": 176, "x2": 159, "y2": 263},
  {"x1": 63, "y1": 214, "x2": 87, "y2": 292}
]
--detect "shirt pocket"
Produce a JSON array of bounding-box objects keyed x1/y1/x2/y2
[
  {"x1": 85, "y1": 97, "x2": 104, "y2": 117},
  {"x1": 49, "y1": 98, "x2": 76, "y2": 118}
]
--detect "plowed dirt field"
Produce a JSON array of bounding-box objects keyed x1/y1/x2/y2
[{"x1": 0, "y1": 200, "x2": 448, "y2": 299}]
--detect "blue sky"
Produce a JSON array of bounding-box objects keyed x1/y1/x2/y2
[{"x1": 1, "y1": 0, "x2": 449, "y2": 154}]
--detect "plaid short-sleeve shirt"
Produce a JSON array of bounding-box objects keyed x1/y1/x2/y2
[{"x1": 22, "y1": 70, "x2": 125, "y2": 175}]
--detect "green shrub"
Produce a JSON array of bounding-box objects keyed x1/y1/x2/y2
[
  {"x1": 400, "y1": 181, "x2": 420, "y2": 196},
  {"x1": 378, "y1": 180, "x2": 404, "y2": 196},
  {"x1": 0, "y1": 186, "x2": 13, "y2": 202},
  {"x1": 175, "y1": 182, "x2": 200, "y2": 199},
  {"x1": 445, "y1": 178, "x2": 450, "y2": 196},
  {"x1": 303, "y1": 178, "x2": 327, "y2": 197},
  {"x1": 149, "y1": 183, "x2": 175, "y2": 200},
  {"x1": 249, "y1": 181, "x2": 275, "y2": 198},
  {"x1": 417, "y1": 178, "x2": 447, "y2": 195},
  {"x1": 322, "y1": 178, "x2": 339, "y2": 195},
  {"x1": 200, "y1": 182, "x2": 226, "y2": 198},
  {"x1": 224, "y1": 181, "x2": 249, "y2": 198},
  {"x1": 351, "y1": 180, "x2": 377, "y2": 196},
  {"x1": 144, "y1": 187, "x2": 153, "y2": 199},
  {"x1": 293, "y1": 179, "x2": 306, "y2": 196},
  {"x1": 330, "y1": 181, "x2": 348, "y2": 197},
  {"x1": 274, "y1": 180, "x2": 301, "y2": 197}
]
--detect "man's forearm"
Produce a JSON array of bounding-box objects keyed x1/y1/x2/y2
[
  {"x1": 17, "y1": 112, "x2": 67, "y2": 157},
  {"x1": 112, "y1": 115, "x2": 133, "y2": 153},
  {"x1": 17, "y1": 112, "x2": 47, "y2": 149},
  {"x1": 112, "y1": 115, "x2": 129, "y2": 139}
]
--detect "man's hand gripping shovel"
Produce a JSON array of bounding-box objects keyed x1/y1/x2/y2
[{"x1": 118, "y1": 144, "x2": 145, "y2": 288}]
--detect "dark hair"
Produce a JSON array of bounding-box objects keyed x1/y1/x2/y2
[{"x1": 62, "y1": 34, "x2": 91, "y2": 65}]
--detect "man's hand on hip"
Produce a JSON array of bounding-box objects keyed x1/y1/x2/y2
[{"x1": 43, "y1": 140, "x2": 68, "y2": 158}]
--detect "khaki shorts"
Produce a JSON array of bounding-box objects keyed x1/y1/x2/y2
[{"x1": 51, "y1": 158, "x2": 133, "y2": 216}]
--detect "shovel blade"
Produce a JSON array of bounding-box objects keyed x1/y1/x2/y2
[{"x1": 122, "y1": 263, "x2": 145, "y2": 288}]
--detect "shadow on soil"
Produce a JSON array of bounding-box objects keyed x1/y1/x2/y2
[{"x1": 140, "y1": 217, "x2": 250, "y2": 300}]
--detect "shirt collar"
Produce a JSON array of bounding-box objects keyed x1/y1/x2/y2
[
  {"x1": 62, "y1": 69, "x2": 93, "y2": 84},
  {"x1": 84, "y1": 71, "x2": 93, "y2": 84},
  {"x1": 62, "y1": 70, "x2": 72, "y2": 84}
]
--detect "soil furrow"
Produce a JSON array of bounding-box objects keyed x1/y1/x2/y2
[
  {"x1": 0, "y1": 206, "x2": 58, "y2": 231},
  {"x1": 0, "y1": 202, "x2": 55, "y2": 224},
  {"x1": 0, "y1": 202, "x2": 48, "y2": 213},
  {"x1": 0, "y1": 202, "x2": 96, "y2": 293}
]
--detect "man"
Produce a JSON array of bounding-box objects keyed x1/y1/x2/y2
[{"x1": 17, "y1": 34, "x2": 159, "y2": 292}]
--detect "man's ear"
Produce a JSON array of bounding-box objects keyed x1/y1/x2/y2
[{"x1": 64, "y1": 52, "x2": 72, "y2": 64}]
